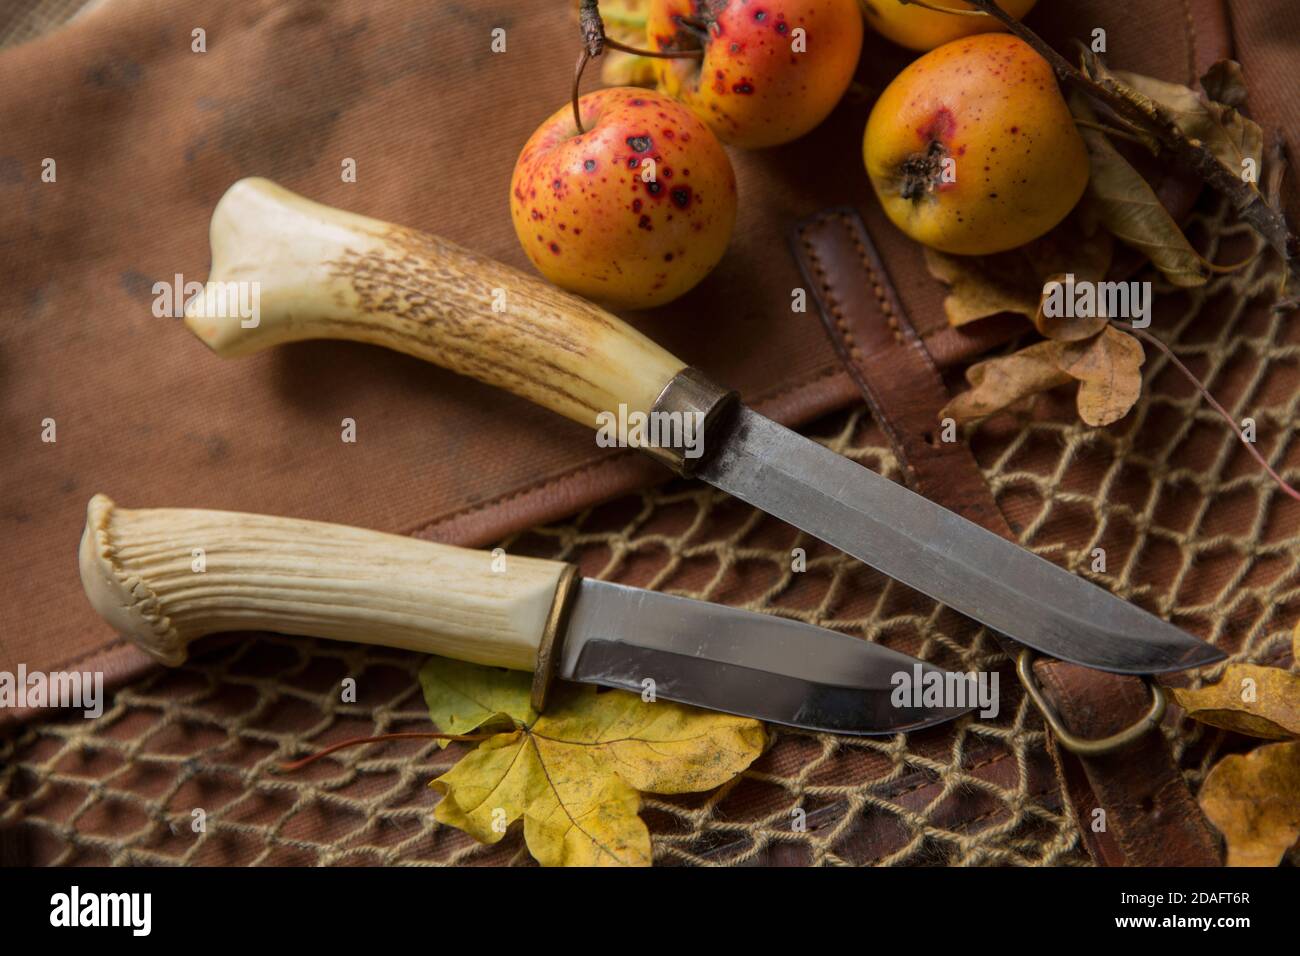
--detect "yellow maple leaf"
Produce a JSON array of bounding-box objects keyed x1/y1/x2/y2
[
  {"x1": 419, "y1": 657, "x2": 766, "y2": 866},
  {"x1": 420, "y1": 656, "x2": 536, "y2": 747},
  {"x1": 1172, "y1": 662, "x2": 1300, "y2": 740},
  {"x1": 1199, "y1": 739, "x2": 1300, "y2": 867}
]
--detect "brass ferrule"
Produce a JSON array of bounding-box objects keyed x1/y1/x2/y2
[{"x1": 643, "y1": 367, "x2": 739, "y2": 476}]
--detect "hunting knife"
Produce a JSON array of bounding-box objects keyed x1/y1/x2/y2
[
  {"x1": 182, "y1": 178, "x2": 1224, "y2": 676},
  {"x1": 79, "y1": 494, "x2": 969, "y2": 734}
]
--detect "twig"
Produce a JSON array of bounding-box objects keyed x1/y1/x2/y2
[
  {"x1": 965, "y1": 0, "x2": 1299, "y2": 281},
  {"x1": 278, "y1": 731, "x2": 499, "y2": 772},
  {"x1": 578, "y1": 0, "x2": 605, "y2": 57},
  {"x1": 1073, "y1": 117, "x2": 1149, "y2": 147},
  {"x1": 571, "y1": 1, "x2": 702, "y2": 134},
  {"x1": 1117, "y1": 323, "x2": 1300, "y2": 502}
]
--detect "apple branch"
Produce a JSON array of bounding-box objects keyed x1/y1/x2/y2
[{"x1": 959, "y1": 0, "x2": 1299, "y2": 288}]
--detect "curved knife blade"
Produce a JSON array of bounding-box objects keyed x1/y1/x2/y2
[
  {"x1": 558, "y1": 579, "x2": 972, "y2": 735},
  {"x1": 696, "y1": 408, "x2": 1223, "y2": 675}
]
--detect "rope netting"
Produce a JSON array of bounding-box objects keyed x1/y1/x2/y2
[{"x1": 1, "y1": 197, "x2": 1296, "y2": 866}]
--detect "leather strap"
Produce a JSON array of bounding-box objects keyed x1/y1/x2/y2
[{"x1": 791, "y1": 207, "x2": 1222, "y2": 867}]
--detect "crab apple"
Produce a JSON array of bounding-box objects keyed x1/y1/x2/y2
[
  {"x1": 859, "y1": 0, "x2": 1037, "y2": 52},
  {"x1": 509, "y1": 87, "x2": 737, "y2": 309},
  {"x1": 647, "y1": 0, "x2": 864, "y2": 149},
  {"x1": 863, "y1": 33, "x2": 1088, "y2": 256}
]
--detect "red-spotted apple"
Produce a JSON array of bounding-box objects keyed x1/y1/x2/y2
[
  {"x1": 647, "y1": 0, "x2": 864, "y2": 148},
  {"x1": 510, "y1": 87, "x2": 737, "y2": 309}
]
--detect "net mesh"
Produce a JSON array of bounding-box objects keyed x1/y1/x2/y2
[{"x1": 2, "y1": 193, "x2": 1297, "y2": 866}]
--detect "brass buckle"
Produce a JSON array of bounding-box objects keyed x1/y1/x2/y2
[{"x1": 1016, "y1": 649, "x2": 1166, "y2": 757}]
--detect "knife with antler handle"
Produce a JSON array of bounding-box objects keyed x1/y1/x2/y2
[
  {"x1": 78, "y1": 494, "x2": 969, "y2": 734},
  {"x1": 182, "y1": 178, "x2": 1222, "y2": 675}
]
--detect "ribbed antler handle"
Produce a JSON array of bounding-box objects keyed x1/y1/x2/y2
[
  {"x1": 78, "y1": 494, "x2": 574, "y2": 670},
  {"x1": 183, "y1": 177, "x2": 688, "y2": 432}
]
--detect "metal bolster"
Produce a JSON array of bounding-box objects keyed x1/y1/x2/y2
[
  {"x1": 1016, "y1": 649, "x2": 1167, "y2": 757},
  {"x1": 644, "y1": 367, "x2": 739, "y2": 476},
  {"x1": 530, "y1": 563, "x2": 582, "y2": 713}
]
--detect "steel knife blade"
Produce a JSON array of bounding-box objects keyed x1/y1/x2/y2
[
  {"x1": 559, "y1": 578, "x2": 972, "y2": 734},
  {"x1": 693, "y1": 406, "x2": 1223, "y2": 674}
]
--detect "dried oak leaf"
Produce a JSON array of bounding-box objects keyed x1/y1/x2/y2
[
  {"x1": 1070, "y1": 94, "x2": 1209, "y2": 288},
  {"x1": 1172, "y1": 663, "x2": 1300, "y2": 740},
  {"x1": 419, "y1": 656, "x2": 765, "y2": 866},
  {"x1": 923, "y1": 247, "x2": 1040, "y2": 327},
  {"x1": 923, "y1": 211, "x2": 1113, "y2": 332},
  {"x1": 1034, "y1": 272, "x2": 1111, "y2": 342},
  {"x1": 940, "y1": 339, "x2": 1071, "y2": 424},
  {"x1": 1199, "y1": 739, "x2": 1300, "y2": 867},
  {"x1": 1057, "y1": 325, "x2": 1145, "y2": 426}
]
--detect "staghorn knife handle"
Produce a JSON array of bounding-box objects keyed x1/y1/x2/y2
[
  {"x1": 79, "y1": 495, "x2": 579, "y2": 688},
  {"x1": 184, "y1": 177, "x2": 702, "y2": 440}
]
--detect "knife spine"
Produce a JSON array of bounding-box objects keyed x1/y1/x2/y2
[{"x1": 78, "y1": 494, "x2": 572, "y2": 672}]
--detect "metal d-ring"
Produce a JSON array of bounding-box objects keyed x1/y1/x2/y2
[{"x1": 1016, "y1": 648, "x2": 1167, "y2": 757}]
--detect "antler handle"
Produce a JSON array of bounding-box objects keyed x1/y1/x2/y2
[
  {"x1": 78, "y1": 494, "x2": 575, "y2": 671},
  {"x1": 183, "y1": 177, "x2": 688, "y2": 431}
]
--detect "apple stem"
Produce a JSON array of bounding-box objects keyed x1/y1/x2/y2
[
  {"x1": 604, "y1": 38, "x2": 703, "y2": 60},
  {"x1": 897, "y1": 0, "x2": 986, "y2": 16},
  {"x1": 572, "y1": 48, "x2": 591, "y2": 134}
]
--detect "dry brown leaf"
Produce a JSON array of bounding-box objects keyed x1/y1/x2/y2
[
  {"x1": 940, "y1": 339, "x2": 1072, "y2": 424},
  {"x1": 923, "y1": 248, "x2": 1040, "y2": 327},
  {"x1": 924, "y1": 214, "x2": 1113, "y2": 331},
  {"x1": 1200, "y1": 59, "x2": 1248, "y2": 109},
  {"x1": 1112, "y1": 69, "x2": 1263, "y2": 183},
  {"x1": 1057, "y1": 326, "x2": 1145, "y2": 426},
  {"x1": 1070, "y1": 94, "x2": 1209, "y2": 288},
  {"x1": 1172, "y1": 663, "x2": 1300, "y2": 739},
  {"x1": 1199, "y1": 739, "x2": 1300, "y2": 867},
  {"x1": 1033, "y1": 273, "x2": 1111, "y2": 342}
]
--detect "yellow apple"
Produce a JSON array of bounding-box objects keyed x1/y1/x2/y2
[
  {"x1": 859, "y1": 0, "x2": 1038, "y2": 52},
  {"x1": 864, "y1": 34, "x2": 1088, "y2": 255}
]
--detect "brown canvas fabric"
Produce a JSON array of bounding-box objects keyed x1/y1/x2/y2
[
  {"x1": 3, "y1": 0, "x2": 1298, "y2": 868},
  {"x1": 0, "y1": 0, "x2": 1243, "y2": 718}
]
